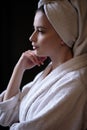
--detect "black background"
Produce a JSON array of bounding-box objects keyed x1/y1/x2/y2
[{"x1": 1, "y1": 1, "x2": 49, "y2": 129}]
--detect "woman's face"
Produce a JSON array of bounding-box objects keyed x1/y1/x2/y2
[{"x1": 29, "y1": 11, "x2": 62, "y2": 57}]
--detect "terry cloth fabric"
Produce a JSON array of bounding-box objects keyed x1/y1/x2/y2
[
  {"x1": 38, "y1": 0, "x2": 87, "y2": 56},
  {"x1": 0, "y1": 54, "x2": 87, "y2": 130}
]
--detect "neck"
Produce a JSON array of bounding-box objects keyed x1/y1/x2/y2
[{"x1": 50, "y1": 48, "x2": 73, "y2": 70}]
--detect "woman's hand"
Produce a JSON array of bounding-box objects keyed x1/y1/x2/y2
[
  {"x1": 3, "y1": 50, "x2": 47, "y2": 100},
  {"x1": 17, "y1": 50, "x2": 47, "y2": 72}
]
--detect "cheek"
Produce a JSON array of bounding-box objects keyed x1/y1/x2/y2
[
  {"x1": 42, "y1": 37, "x2": 56, "y2": 47},
  {"x1": 38, "y1": 33, "x2": 59, "y2": 48},
  {"x1": 39, "y1": 36, "x2": 49, "y2": 47},
  {"x1": 41, "y1": 39, "x2": 51, "y2": 49}
]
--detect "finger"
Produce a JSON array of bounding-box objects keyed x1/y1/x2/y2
[
  {"x1": 26, "y1": 51, "x2": 41, "y2": 66},
  {"x1": 37, "y1": 57, "x2": 47, "y2": 65}
]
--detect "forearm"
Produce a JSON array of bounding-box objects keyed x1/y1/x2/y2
[
  {"x1": 3, "y1": 50, "x2": 46, "y2": 101},
  {"x1": 3, "y1": 63, "x2": 24, "y2": 101}
]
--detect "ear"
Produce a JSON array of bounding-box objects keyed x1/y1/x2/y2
[{"x1": 60, "y1": 40, "x2": 65, "y2": 45}]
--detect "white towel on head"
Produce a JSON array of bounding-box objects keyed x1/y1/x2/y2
[
  {"x1": 38, "y1": 0, "x2": 87, "y2": 56},
  {"x1": 38, "y1": 0, "x2": 78, "y2": 48},
  {"x1": 71, "y1": 0, "x2": 87, "y2": 56}
]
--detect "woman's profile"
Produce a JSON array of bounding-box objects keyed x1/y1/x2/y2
[{"x1": 0, "y1": 0, "x2": 87, "y2": 130}]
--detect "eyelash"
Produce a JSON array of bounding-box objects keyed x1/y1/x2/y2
[
  {"x1": 37, "y1": 29, "x2": 44, "y2": 33},
  {"x1": 33, "y1": 27, "x2": 45, "y2": 34}
]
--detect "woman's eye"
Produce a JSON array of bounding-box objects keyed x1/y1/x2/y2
[{"x1": 37, "y1": 29, "x2": 45, "y2": 34}]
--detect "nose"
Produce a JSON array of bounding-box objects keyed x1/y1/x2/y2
[{"x1": 29, "y1": 31, "x2": 37, "y2": 42}]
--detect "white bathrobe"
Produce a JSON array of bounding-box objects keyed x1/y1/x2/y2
[{"x1": 0, "y1": 54, "x2": 87, "y2": 130}]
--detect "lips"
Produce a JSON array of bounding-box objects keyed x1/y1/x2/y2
[
  {"x1": 32, "y1": 43, "x2": 39, "y2": 50},
  {"x1": 32, "y1": 46, "x2": 39, "y2": 50}
]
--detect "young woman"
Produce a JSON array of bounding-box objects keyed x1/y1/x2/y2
[{"x1": 0, "y1": 0, "x2": 87, "y2": 130}]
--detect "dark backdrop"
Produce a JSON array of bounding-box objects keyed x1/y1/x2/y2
[{"x1": 1, "y1": 1, "x2": 49, "y2": 129}]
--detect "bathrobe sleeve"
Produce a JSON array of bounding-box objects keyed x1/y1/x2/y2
[
  {"x1": 0, "y1": 72, "x2": 42, "y2": 127},
  {"x1": 0, "y1": 81, "x2": 34, "y2": 127},
  {"x1": 0, "y1": 91, "x2": 20, "y2": 126},
  {"x1": 9, "y1": 73, "x2": 87, "y2": 130}
]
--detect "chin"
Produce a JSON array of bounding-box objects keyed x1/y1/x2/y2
[
  {"x1": 35, "y1": 51, "x2": 44, "y2": 57},
  {"x1": 35, "y1": 50, "x2": 48, "y2": 57}
]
